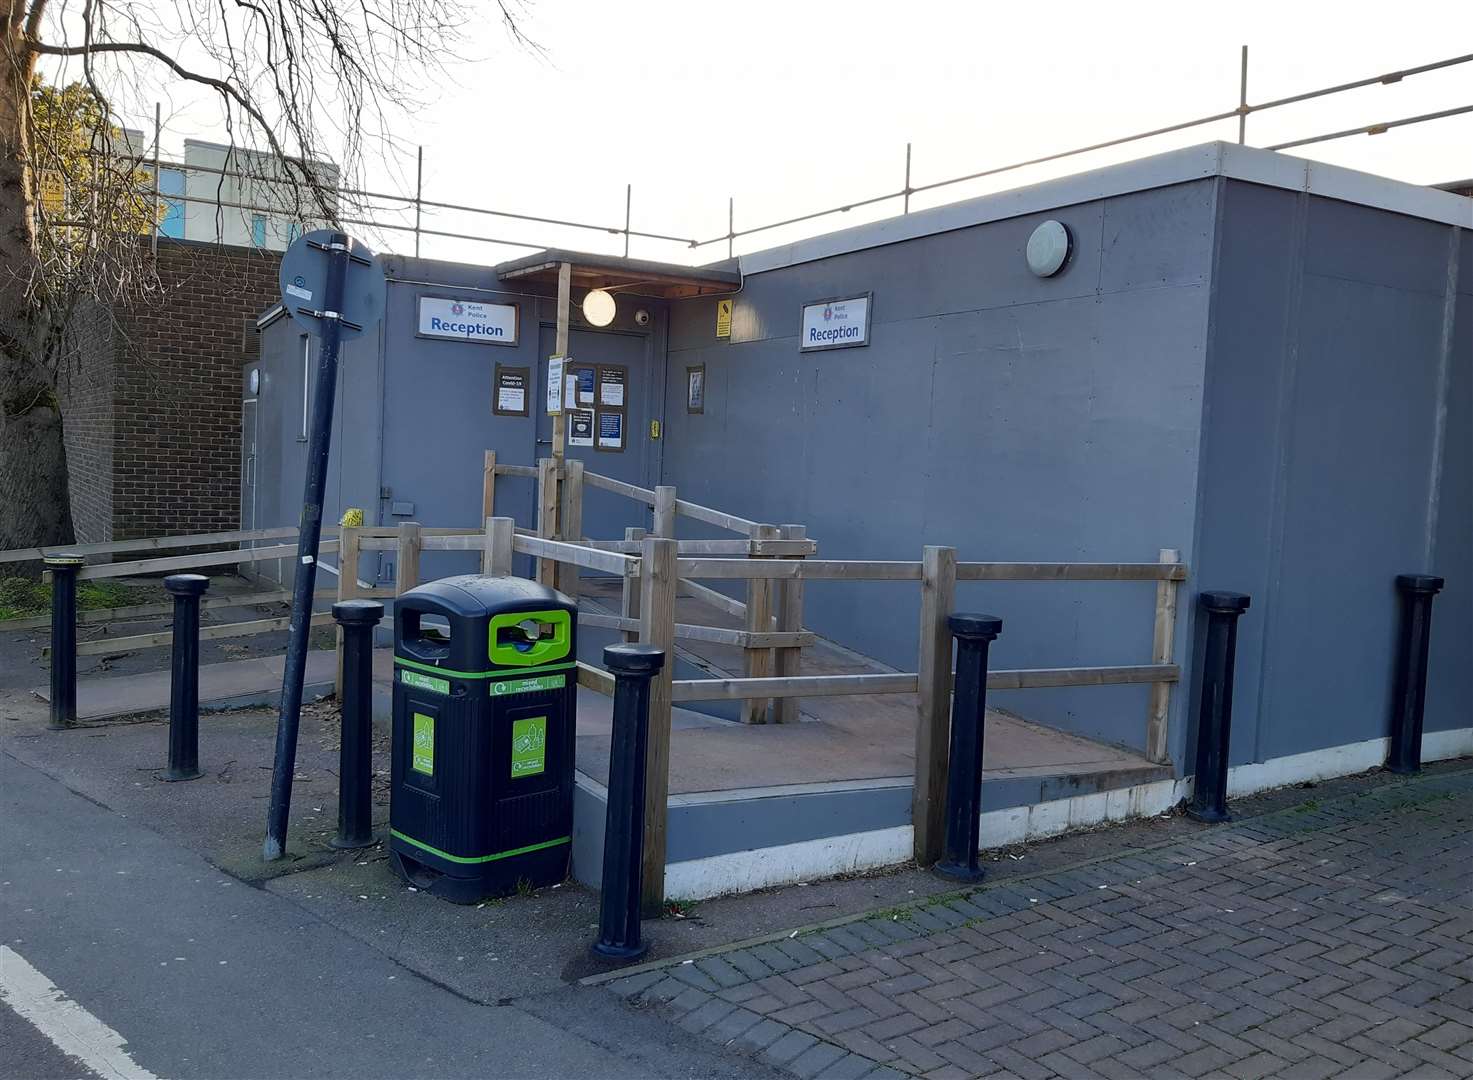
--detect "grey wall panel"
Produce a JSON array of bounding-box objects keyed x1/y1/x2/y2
[
  {"x1": 1303, "y1": 199, "x2": 1455, "y2": 296},
  {"x1": 663, "y1": 182, "x2": 1217, "y2": 754},
  {"x1": 1262, "y1": 274, "x2": 1448, "y2": 759},
  {"x1": 1426, "y1": 286, "x2": 1471, "y2": 732},
  {"x1": 1191, "y1": 181, "x2": 1301, "y2": 768}
]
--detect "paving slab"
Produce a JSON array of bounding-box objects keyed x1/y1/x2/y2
[{"x1": 597, "y1": 765, "x2": 1473, "y2": 1080}]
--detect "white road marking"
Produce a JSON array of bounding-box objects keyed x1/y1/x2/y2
[{"x1": 0, "y1": 945, "x2": 161, "y2": 1080}]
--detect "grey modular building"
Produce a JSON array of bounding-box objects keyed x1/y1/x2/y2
[{"x1": 248, "y1": 141, "x2": 1470, "y2": 891}]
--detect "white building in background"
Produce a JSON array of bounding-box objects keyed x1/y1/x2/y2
[{"x1": 156, "y1": 139, "x2": 339, "y2": 251}]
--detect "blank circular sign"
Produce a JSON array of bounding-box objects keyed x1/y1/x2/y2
[
  {"x1": 1026, "y1": 220, "x2": 1072, "y2": 278},
  {"x1": 278, "y1": 229, "x2": 386, "y2": 340}
]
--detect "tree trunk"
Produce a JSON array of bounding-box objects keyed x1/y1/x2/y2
[{"x1": 0, "y1": 21, "x2": 76, "y2": 553}]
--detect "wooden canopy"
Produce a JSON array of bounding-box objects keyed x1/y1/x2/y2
[{"x1": 493, "y1": 250, "x2": 740, "y2": 300}]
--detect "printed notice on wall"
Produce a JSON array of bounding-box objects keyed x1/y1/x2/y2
[
  {"x1": 716, "y1": 298, "x2": 732, "y2": 339},
  {"x1": 568, "y1": 408, "x2": 594, "y2": 447},
  {"x1": 597, "y1": 410, "x2": 624, "y2": 451},
  {"x1": 493, "y1": 365, "x2": 529, "y2": 417},
  {"x1": 546, "y1": 355, "x2": 566, "y2": 414},
  {"x1": 575, "y1": 366, "x2": 596, "y2": 405},
  {"x1": 598, "y1": 366, "x2": 626, "y2": 407}
]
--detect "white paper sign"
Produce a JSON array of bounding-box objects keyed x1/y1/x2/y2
[
  {"x1": 800, "y1": 295, "x2": 870, "y2": 351},
  {"x1": 497, "y1": 385, "x2": 524, "y2": 413},
  {"x1": 418, "y1": 297, "x2": 518, "y2": 344},
  {"x1": 546, "y1": 356, "x2": 566, "y2": 414}
]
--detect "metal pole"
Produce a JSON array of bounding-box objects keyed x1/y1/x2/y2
[
  {"x1": 904, "y1": 142, "x2": 912, "y2": 214},
  {"x1": 414, "y1": 147, "x2": 423, "y2": 258},
  {"x1": 152, "y1": 102, "x2": 161, "y2": 255},
  {"x1": 1386, "y1": 574, "x2": 1444, "y2": 774},
  {"x1": 1188, "y1": 591, "x2": 1251, "y2": 822},
  {"x1": 592, "y1": 643, "x2": 665, "y2": 963},
  {"x1": 727, "y1": 197, "x2": 734, "y2": 260},
  {"x1": 1238, "y1": 46, "x2": 1250, "y2": 144},
  {"x1": 44, "y1": 555, "x2": 83, "y2": 729},
  {"x1": 331, "y1": 599, "x2": 384, "y2": 847},
  {"x1": 623, "y1": 183, "x2": 631, "y2": 259},
  {"x1": 264, "y1": 231, "x2": 352, "y2": 861},
  {"x1": 935, "y1": 613, "x2": 1002, "y2": 882},
  {"x1": 164, "y1": 574, "x2": 208, "y2": 781}
]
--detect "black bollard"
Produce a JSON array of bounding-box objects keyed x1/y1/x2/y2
[
  {"x1": 44, "y1": 554, "x2": 84, "y2": 730},
  {"x1": 934, "y1": 613, "x2": 1004, "y2": 882},
  {"x1": 163, "y1": 574, "x2": 209, "y2": 782},
  {"x1": 1188, "y1": 591, "x2": 1251, "y2": 823},
  {"x1": 1387, "y1": 574, "x2": 1444, "y2": 775},
  {"x1": 591, "y1": 642, "x2": 666, "y2": 964},
  {"x1": 331, "y1": 599, "x2": 384, "y2": 849}
]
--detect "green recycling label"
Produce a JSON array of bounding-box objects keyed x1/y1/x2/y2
[
  {"x1": 402, "y1": 670, "x2": 450, "y2": 695},
  {"x1": 491, "y1": 673, "x2": 565, "y2": 697},
  {"x1": 412, "y1": 712, "x2": 435, "y2": 775},
  {"x1": 510, "y1": 716, "x2": 547, "y2": 778}
]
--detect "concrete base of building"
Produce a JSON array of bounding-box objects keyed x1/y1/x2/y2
[{"x1": 571, "y1": 725, "x2": 1473, "y2": 901}]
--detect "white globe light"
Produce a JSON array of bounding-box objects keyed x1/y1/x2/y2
[
  {"x1": 1026, "y1": 220, "x2": 1072, "y2": 278},
  {"x1": 582, "y1": 289, "x2": 616, "y2": 326}
]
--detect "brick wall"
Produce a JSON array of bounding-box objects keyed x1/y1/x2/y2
[
  {"x1": 60, "y1": 300, "x2": 117, "y2": 543},
  {"x1": 65, "y1": 238, "x2": 281, "y2": 542}
]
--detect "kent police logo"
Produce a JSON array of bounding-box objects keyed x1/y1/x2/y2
[
  {"x1": 451, "y1": 302, "x2": 464, "y2": 316},
  {"x1": 823, "y1": 305, "x2": 833, "y2": 321}
]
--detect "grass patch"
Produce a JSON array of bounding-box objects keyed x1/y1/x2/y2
[
  {"x1": 663, "y1": 897, "x2": 698, "y2": 920},
  {"x1": 0, "y1": 576, "x2": 160, "y2": 621}
]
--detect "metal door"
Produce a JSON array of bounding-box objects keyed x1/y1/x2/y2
[{"x1": 535, "y1": 326, "x2": 657, "y2": 543}]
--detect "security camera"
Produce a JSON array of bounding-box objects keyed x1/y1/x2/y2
[{"x1": 634, "y1": 309, "x2": 651, "y2": 327}]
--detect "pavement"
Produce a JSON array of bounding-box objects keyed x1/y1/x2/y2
[
  {"x1": 0, "y1": 750, "x2": 782, "y2": 1080},
  {"x1": 596, "y1": 765, "x2": 1473, "y2": 1080},
  {"x1": 4, "y1": 674, "x2": 1471, "y2": 1078}
]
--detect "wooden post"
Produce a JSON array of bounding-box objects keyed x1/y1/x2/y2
[
  {"x1": 653, "y1": 485, "x2": 676, "y2": 539},
  {"x1": 1145, "y1": 547, "x2": 1182, "y2": 764},
  {"x1": 638, "y1": 536, "x2": 677, "y2": 916},
  {"x1": 334, "y1": 525, "x2": 361, "y2": 698},
  {"x1": 484, "y1": 517, "x2": 514, "y2": 577},
  {"x1": 740, "y1": 524, "x2": 779, "y2": 725},
  {"x1": 481, "y1": 450, "x2": 497, "y2": 523},
  {"x1": 621, "y1": 527, "x2": 645, "y2": 643},
  {"x1": 913, "y1": 544, "x2": 956, "y2": 866},
  {"x1": 536, "y1": 457, "x2": 558, "y2": 586},
  {"x1": 773, "y1": 524, "x2": 807, "y2": 724},
  {"x1": 552, "y1": 261, "x2": 572, "y2": 462},
  {"x1": 395, "y1": 522, "x2": 421, "y2": 596},
  {"x1": 556, "y1": 458, "x2": 584, "y2": 598}
]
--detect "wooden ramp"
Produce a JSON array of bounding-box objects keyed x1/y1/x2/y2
[{"x1": 570, "y1": 577, "x2": 1167, "y2": 798}]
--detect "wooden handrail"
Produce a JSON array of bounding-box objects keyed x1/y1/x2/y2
[
  {"x1": 577, "y1": 610, "x2": 813, "y2": 649},
  {"x1": 513, "y1": 534, "x2": 639, "y2": 577},
  {"x1": 677, "y1": 558, "x2": 1189, "y2": 582},
  {"x1": 668, "y1": 663, "x2": 1180, "y2": 702},
  {"x1": 674, "y1": 499, "x2": 759, "y2": 536},
  {"x1": 583, "y1": 471, "x2": 656, "y2": 505},
  {"x1": 74, "y1": 540, "x2": 339, "y2": 581},
  {"x1": 0, "y1": 525, "x2": 324, "y2": 565}
]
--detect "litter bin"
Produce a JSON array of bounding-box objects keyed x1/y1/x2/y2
[{"x1": 389, "y1": 575, "x2": 577, "y2": 902}]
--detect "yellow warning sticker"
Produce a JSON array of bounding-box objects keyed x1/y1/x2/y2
[{"x1": 716, "y1": 298, "x2": 732, "y2": 339}]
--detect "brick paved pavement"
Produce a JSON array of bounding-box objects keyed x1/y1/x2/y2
[{"x1": 603, "y1": 768, "x2": 1473, "y2": 1079}]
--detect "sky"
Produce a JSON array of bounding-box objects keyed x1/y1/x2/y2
[{"x1": 89, "y1": 0, "x2": 1473, "y2": 265}]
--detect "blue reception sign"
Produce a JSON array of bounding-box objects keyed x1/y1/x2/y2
[{"x1": 278, "y1": 229, "x2": 386, "y2": 341}]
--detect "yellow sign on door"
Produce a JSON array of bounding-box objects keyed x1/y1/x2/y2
[{"x1": 716, "y1": 299, "x2": 732, "y2": 339}]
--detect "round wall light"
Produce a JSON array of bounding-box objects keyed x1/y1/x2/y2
[
  {"x1": 248, "y1": 367, "x2": 261, "y2": 395},
  {"x1": 582, "y1": 289, "x2": 616, "y2": 327},
  {"x1": 1026, "y1": 220, "x2": 1072, "y2": 278}
]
